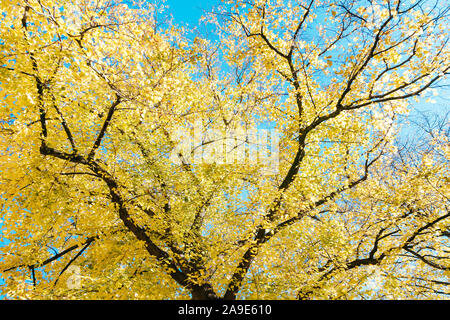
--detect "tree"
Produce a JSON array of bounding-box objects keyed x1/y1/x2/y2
[{"x1": 0, "y1": 0, "x2": 449, "y2": 299}]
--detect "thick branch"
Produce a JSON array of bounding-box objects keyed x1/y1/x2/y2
[{"x1": 87, "y1": 94, "x2": 122, "y2": 160}]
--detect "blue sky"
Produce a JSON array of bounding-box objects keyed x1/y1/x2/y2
[{"x1": 168, "y1": 0, "x2": 220, "y2": 25}]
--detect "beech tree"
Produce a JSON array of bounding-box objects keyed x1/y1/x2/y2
[{"x1": 0, "y1": 0, "x2": 449, "y2": 299}]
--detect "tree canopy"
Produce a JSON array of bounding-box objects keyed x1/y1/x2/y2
[{"x1": 0, "y1": 0, "x2": 449, "y2": 299}]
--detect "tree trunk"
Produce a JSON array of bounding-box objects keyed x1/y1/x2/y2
[{"x1": 190, "y1": 283, "x2": 221, "y2": 300}]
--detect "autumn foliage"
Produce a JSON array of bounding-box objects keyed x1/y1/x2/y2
[{"x1": 0, "y1": 0, "x2": 449, "y2": 299}]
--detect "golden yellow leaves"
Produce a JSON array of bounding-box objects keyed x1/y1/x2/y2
[{"x1": 0, "y1": 0, "x2": 449, "y2": 300}]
